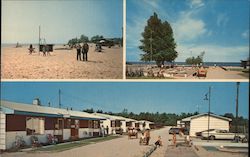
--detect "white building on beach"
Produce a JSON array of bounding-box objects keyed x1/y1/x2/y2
[{"x1": 181, "y1": 113, "x2": 232, "y2": 137}]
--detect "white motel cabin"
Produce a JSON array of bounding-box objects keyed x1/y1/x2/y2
[
  {"x1": 181, "y1": 113, "x2": 232, "y2": 137},
  {"x1": 0, "y1": 100, "x2": 105, "y2": 150}
]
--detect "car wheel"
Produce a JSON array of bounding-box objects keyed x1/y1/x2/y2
[{"x1": 209, "y1": 136, "x2": 215, "y2": 140}]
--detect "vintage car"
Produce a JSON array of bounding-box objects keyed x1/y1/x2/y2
[
  {"x1": 169, "y1": 127, "x2": 180, "y2": 134},
  {"x1": 201, "y1": 129, "x2": 247, "y2": 141},
  {"x1": 196, "y1": 129, "x2": 215, "y2": 137}
]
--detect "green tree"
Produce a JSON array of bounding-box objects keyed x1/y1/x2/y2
[
  {"x1": 79, "y1": 34, "x2": 89, "y2": 43},
  {"x1": 139, "y1": 12, "x2": 178, "y2": 67},
  {"x1": 83, "y1": 108, "x2": 94, "y2": 113},
  {"x1": 91, "y1": 35, "x2": 104, "y2": 43},
  {"x1": 68, "y1": 37, "x2": 78, "y2": 46},
  {"x1": 186, "y1": 51, "x2": 205, "y2": 65}
]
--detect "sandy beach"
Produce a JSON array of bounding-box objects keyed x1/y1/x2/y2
[{"x1": 1, "y1": 44, "x2": 123, "y2": 79}]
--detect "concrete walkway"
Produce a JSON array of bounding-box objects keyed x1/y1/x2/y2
[{"x1": 206, "y1": 67, "x2": 247, "y2": 79}]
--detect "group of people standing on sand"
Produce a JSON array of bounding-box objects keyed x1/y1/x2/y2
[{"x1": 76, "y1": 43, "x2": 89, "y2": 61}]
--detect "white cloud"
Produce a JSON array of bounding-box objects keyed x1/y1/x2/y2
[
  {"x1": 190, "y1": 0, "x2": 204, "y2": 8},
  {"x1": 176, "y1": 44, "x2": 249, "y2": 62},
  {"x1": 173, "y1": 12, "x2": 207, "y2": 42},
  {"x1": 241, "y1": 30, "x2": 249, "y2": 39},
  {"x1": 216, "y1": 13, "x2": 229, "y2": 27}
]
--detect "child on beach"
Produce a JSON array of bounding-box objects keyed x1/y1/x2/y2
[{"x1": 172, "y1": 132, "x2": 177, "y2": 147}]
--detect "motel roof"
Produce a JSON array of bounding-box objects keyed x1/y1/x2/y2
[
  {"x1": 181, "y1": 113, "x2": 232, "y2": 122},
  {"x1": 0, "y1": 100, "x2": 106, "y2": 120},
  {"x1": 93, "y1": 113, "x2": 137, "y2": 122},
  {"x1": 138, "y1": 120, "x2": 154, "y2": 124},
  {"x1": 93, "y1": 113, "x2": 125, "y2": 121}
]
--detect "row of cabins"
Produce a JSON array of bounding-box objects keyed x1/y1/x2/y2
[
  {"x1": 93, "y1": 113, "x2": 154, "y2": 134},
  {"x1": 0, "y1": 100, "x2": 154, "y2": 150},
  {"x1": 176, "y1": 113, "x2": 232, "y2": 137}
]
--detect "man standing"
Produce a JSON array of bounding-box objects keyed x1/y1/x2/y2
[
  {"x1": 145, "y1": 129, "x2": 150, "y2": 145},
  {"x1": 76, "y1": 44, "x2": 81, "y2": 61},
  {"x1": 82, "y1": 42, "x2": 89, "y2": 61},
  {"x1": 106, "y1": 126, "x2": 109, "y2": 135}
]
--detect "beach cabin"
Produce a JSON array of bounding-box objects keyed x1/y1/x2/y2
[
  {"x1": 120, "y1": 117, "x2": 137, "y2": 132},
  {"x1": 92, "y1": 113, "x2": 125, "y2": 135},
  {"x1": 177, "y1": 120, "x2": 185, "y2": 128},
  {"x1": 181, "y1": 113, "x2": 232, "y2": 137},
  {"x1": 0, "y1": 100, "x2": 105, "y2": 150},
  {"x1": 138, "y1": 120, "x2": 154, "y2": 131}
]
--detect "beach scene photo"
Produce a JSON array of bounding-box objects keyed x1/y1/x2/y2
[
  {"x1": 1, "y1": 0, "x2": 123, "y2": 79},
  {"x1": 126, "y1": 0, "x2": 249, "y2": 79},
  {"x1": 0, "y1": 82, "x2": 249, "y2": 157}
]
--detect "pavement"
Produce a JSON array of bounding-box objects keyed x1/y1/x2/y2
[
  {"x1": 206, "y1": 67, "x2": 248, "y2": 79},
  {"x1": 1, "y1": 127, "x2": 169, "y2": 157}
]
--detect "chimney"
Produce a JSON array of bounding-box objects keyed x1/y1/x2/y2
[{"x1": 33, "y1": 98, "x2": 41, "y2": 106}]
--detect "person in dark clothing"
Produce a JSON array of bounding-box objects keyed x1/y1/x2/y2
[
  {"x1": 28, "y1": 44, "x2": 35, "y2": 55},
  {"x1": 106, "y1": 126, "x2": 109, "y2": 135},
  {"x1": 76, "y1": 44, "x2": 81, "y2": 61},
  {"x1": 82, "y1": 43, "x2": 89, "y2": 61}
]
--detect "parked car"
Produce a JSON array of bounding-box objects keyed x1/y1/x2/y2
[
  {"x1": 201, "y1": 129, "x2": 246, "y2": 141},
  {"x1": 169, "y1": 127, "x2": 180, "y2": 134},
  {"x1": 196, "y1": 129, "x2": 216, "y2": 137}
]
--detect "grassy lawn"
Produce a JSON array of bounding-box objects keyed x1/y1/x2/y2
[
  {"x1": 126, "y1": 76, "x2": 174, "y2": 79},
  {"x1": 31, "y1": 136, "x2": 120, "y2": 153}
]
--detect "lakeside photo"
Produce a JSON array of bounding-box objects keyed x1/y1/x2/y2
[
  {"x1": 0, "y1": 82, "x2": 249, "y2": 157},
  {"x1": 1, "y1": 0, "x2": 123, "y2": 79},
  {"x1": 126, "y1": 0, "x2": 249, "y2": 79}
]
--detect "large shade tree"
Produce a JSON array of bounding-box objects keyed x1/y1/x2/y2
[{"x1": 139, "y1": 12, "x2": 178, "y2": 67}]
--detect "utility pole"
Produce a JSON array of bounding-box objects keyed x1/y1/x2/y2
[
  {"x1": 204, "y1": 86, "x2": 211, "y2": 142},
  {"x1": 208, "y1": 86, "x2": 211, "y2": 142},
  {"x1": 39, "y1": 25, "x2": 41, "y2": 51},
  {"x1": 59, "y1": 89, "x2": 61, "y2": 108},
  {"x1": 235, "y1": 82, "x2": 240, "y2": 140}
]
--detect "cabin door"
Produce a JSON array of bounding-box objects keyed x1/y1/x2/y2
[
  {"x1": 54, "y1": 118, "x2": 64, "y2": 142},
  {"x1": 71, "y1": 119, "x2": 79, "y2": 139}
]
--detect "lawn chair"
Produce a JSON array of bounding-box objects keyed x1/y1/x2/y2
[{"x1": 30, "y1": 135, "x2": 41, "y2": 147}]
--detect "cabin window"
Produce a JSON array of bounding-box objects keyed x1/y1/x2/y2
[
  {"x1": 111, "y1": 121, "x2": 115, "y2": 127},
  {"x1": 26, "y1": 117, "x2": 45, "y2": 135},
  {"x1": 93, "y1": 120, "x2": 99, "y2": 129}
]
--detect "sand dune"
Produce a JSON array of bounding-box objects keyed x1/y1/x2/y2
[{"x1": 1, "y1": 44, "x2": 123, "y2": 79}]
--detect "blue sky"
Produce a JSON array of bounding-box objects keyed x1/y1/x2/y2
[
  {"x1": 2, "y1": 0, "x2": 123, "y2": 44},
  {"x1": 126, "y1": 0, "x2": 249, "y2": 62},
  {"x1": 1, "y1": 82, "x2": 249, "y2": 118}
]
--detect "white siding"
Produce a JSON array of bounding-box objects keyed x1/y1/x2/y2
[
  {"x1": 190, "y1": 116, "x2": 230, "y2": 136},
  {"x1": 0, "y1": 112, "x2": 6, "y2": 150},
  {"x1": 101, "y1": 119, "x2": 112, "y2": 134},
  {"x1": 121, "y1": 121, "x2": 127, "y2": 133},
  {"x1": 5, "y1": 131, "x2": 53, "y2": 149}
]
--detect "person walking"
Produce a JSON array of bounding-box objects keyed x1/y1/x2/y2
[
  {"x1": 76, "y1": 44, "x2": 81, "y2": 61},
  {"x1": 101, "y1": 125, "x2": 105, "y2": 137},
  {"x1": 82, "y1": 42, "x2": 89, "y2": 61}
]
